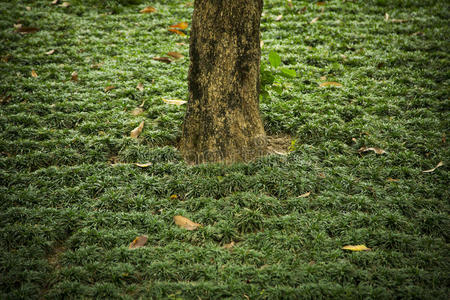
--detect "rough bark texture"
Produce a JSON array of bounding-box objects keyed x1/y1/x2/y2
[{"x1": 179, "y1": 0, "x2": 267, "y2": 164}]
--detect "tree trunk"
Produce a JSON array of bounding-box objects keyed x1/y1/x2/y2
[{"x1": 179, "y1": 0, "x2": 267, "y2": 164}]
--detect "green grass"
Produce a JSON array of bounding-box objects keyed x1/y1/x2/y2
[{"x1": 0, "y1": 0, "x2": 449, "y2": 299}]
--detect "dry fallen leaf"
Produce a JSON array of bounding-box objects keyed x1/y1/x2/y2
[
  {"x1": 298, "y1": 191, "x2": 311, "y2": 198},
  {"x1": 342, "y1": 245, "x2": 371, "y2": 251},
  {"x1": 260, "y1": 40, "x2": 264, "y2": 48},
  {"x1": 384, "y1": 13, "x2": 389, "y2": 21},
  {"x1": 319, "y1": 81, "x2": 342, "y2": 87},
  {"x1": 320, "y1": 75, "x2": 327, "y2": 81},
  {"x1": 162, "y1": 98, "x2": 187, "y2": 105},
  {"x1": 153, "y1": 56, "x2": 172, "y2": 63},
  {"x1": 104, "y1": 85, "x2": 115, "y2": 92},
  {"x1": 15, "y1": 26, "x2": 39, "y2": 34},
  {"x1": 45, "y1": 49, "x2": 55, "y2": 55},
  {"x1": 411, "y1": 31, "x2": 424, "y2": 36},
  {"x1": 139, "y1": 99, "x2": 146, "y2": 108},
  {"x1": 59, "y1": 2, "x2": 70, "y2": 7},
  {"x1": 170, "y1": 22, "x2": 188, "y2": 30},
  {"x1": 31, "y1": 70, "x2": 38, "y2": 77},
  {"x1": 129, "y1": 235, "x2": 148, "y2": 249},
  {"x1": 174, "y1": 215, "x2": 202, "y2": 230},
  {"x1": 26, "y1": 6, "x2": 31, "y2": 11},
  {"x1": 91, "y1": 62, "x2": 102, "y2": 69},
  {"x1": 391, "y1": 19, "x2": 408, "y2": 23},
  {"x1": 387, "y1": 178, "x2": 399, "y2": 182},
  {"x1": 423, "y1": 161, "x2": 444, "y2": 173},
  {"x1": 71, "y1": 71, "x2": 78, "y2": 82},
  {"x1": 223, "y1": 241, "x2": 235, "y2": 250},
  {"x1": 136, "y1": 82, "x2": 144, "y2": 91},
  {"x1": 310, "y1": 16, "x2": 319, "y2": 24},
  {"x1": 51, "y1": 0, "x2": 60, "y2": 5},
  {"x1": 358, "y1": 147, "x2": 386, "y2": 155},
  {"x1": 168, "y1": 28, "x2": 186, "y2": 36},
  {"x1": 140, "y1": 6, "x2": 156, "y2": 13},
  {"x1": 275, "y1": 15, "x2": 283, "y2": 21},
  {"x1": 130, "y1": 121, "x2": 144, "y2": 138},
  {"x1": 317, "y1": 1, "x2": 325, "y2": 5},
  {"x1": 0, "y1": 95, "x2": 12, "y2": 105},
  {"x1": 299, "y1": 6, "x2": 307, "y2": 14},
  {"x1": 287, "y1": 0, "x2": 293, "y2": 8},
  {"x1": 131, "y1": 107, "x2": 144, "y2": 116},
  {"x1": 167, "y1": 51, "x2": 184, "y2": 59},
  {"x1": 135, "y1": 162, "x2": 153, "y2": 167}
]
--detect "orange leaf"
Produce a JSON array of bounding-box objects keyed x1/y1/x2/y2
[
  {"x1": 173, "y1": 215, "x2": 202, "y2": 230},
  {"x1": 140, "y1": 6, "x2": 156, "y2": 13},
  {"x1": 168, "y1": 28, "x2": 186, "y2": 36},
  {"x1": 170, "y1": 22, "x2": 188, "y2": 30},
  {"x1": 167, "y1": 51, "x2": 184, "y2": 59},
  {"x1": 319, "y1": 81, "x2": 342, "y2": 87},
  {"x1": 130, "y1": 121, "x2": 144, "y2": 138},
  {"x1": 31, "y1": 70, "x2": 38, "y2": 77},
  {"x1": 129, "y1": 235, "x2": 148, "y2": 249}
]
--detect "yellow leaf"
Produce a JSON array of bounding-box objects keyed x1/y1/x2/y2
[
  {"x1": 387, "y1": 178, "x2": 399, "y2": 182},
  {"x1": 319, "y1": 81, "x2": 342, "y2": 87},
  {"x1": 31, "y1": 70, "x2": 38, "y2": 77},
  {"x1": 310, "y1": 16, "x2": 319, "y2": 24},
  {"x1": 71, "y1": 71, "x2": 78, "y2": 82},
  {"x1": 162, "y1": 98, "x2": 187, "y2": 106},
  {"x1": 140, "y1": 6, "x2": 156, "y2": 13},
  {"x1": 136, "y1": 82, "x2": 144, "y2": 91},
  {"x1": 167, "y1": 51, "x2": 184, "y2": 60},
  {"x1": 170, "y1": 22, "x2": 188, "y2": 30},
  {"x1": 173, "y1": 215, "x2": 202, "y2": 230},
  {"x1": 130, "y1": 121, "x2": 144, "y2": 138},
  {"x1": 358, "y1": 147, "x2": 386, "y2": 155},
  {"x1": 170, "y1": 194, "x2": 178, "y2": 199},
  {"x1": 298, "y1": 191, "x2": 311, "y2": 198},
  {"x1": 423, "y1": 161, "x2": 444, "y2": 173},
  {"x1": 168, "y1": 28, "x2": 186, "y2": 36},
  {"x1": 129, "y1": 235, "x2": 148, "y2": 249},
  {"x1": 135, "y1": 162, "x2": 152, "y2": 167},
  {"x1": 342, "y1": 245, "x2": 371, "y2": 251}
]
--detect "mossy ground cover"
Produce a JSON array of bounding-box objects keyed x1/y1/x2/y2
[{"x1": 0, "y1": 0, "x2": 449, "y2": 299}]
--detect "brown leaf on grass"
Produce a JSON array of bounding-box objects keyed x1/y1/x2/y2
[
  {"x1": 128, "y1": 235, "x2": 148, "y2": 249},
  {"x1": 320, "y1": 75, "x2": 327, "y2": 81},
  {"x1": 275, "y1": 15, "x2": 283, "y2": 21},
  {"x1": 342, "y1": 245, "x2": 371, "y2": 251},
  {"x1": 310, "y1": 16, "x2": 319, "y2": 24},
  {"x1": 317, "y1": 1, "x2": 325, "y2": 5},
  {"x1": 71, "y1": 71, "x2": 78, "y2": 82},
  {"x1": 168, "y1": 28, "x2": 186, "y2": 36},
  {"x1": 31, "y1": 70, "x2": 38, "y2": 77},
  {"x1": 104, "y1": 85, "x2": 115, "y2": 92},
  {"x1": 358, "y1": 147, "x2": 386, "y2": 155},
  {"x1": 131, "y1": 107, "x2": 144, "y2": 116},
  {"x1": 153, "y1": 57, "x2": 172, "y2": 63},
  {"x1": 59, "y1": 2, "x2": 70, "y2": 8},
  {"x1": 423, "y1": 161, "x2": 444, "y2": 173},
  {"x1": 287, "y1": 0, "x2": 293, "y2": 8},
  {"x1": 136, "y1": 82, "x2": 144, "y2": 91},
  {"x1": 130, "y1": 121, "x2": 144, "y2": 138},
  {"x1": 1, "y1": 54, "x2": 11, "y2": 62},
  {"x1": 411, "y1": 31, "x2": 424, "y2": 36},
  {"x1": 162, "y1": 98, "x2": 187, "y2": 105},
  {"x1": 387, "y1": 178, "x2": 399, "y2": 182},
  {"x1": 135, "y1": 162, "x2": 152, "y2": 167},
  {"x1": 170, "y1": 22, "x2": 188, "y2": 30},
  {"x1": 299, "y1": 6, "x2": 307, "y2": 14},
  {"x1": 91, "y1": 62, "x2": 102, "y2": 69},
  {"x1": 45, "y1": 49, "x2": 55, "y2": 55},
  {"x1": 167, "y1": 51, "x2": 184, "y2": 60},
  {"x1": 140, "y1": 6, "x2": 156, "y2": 13},
  {"x1": 319, "y1": 81, "x2": 342, "y2": 87},
  {"x1": 173, "y1": 215, "x2": 202, "y2": 230},
  {"x1": 15, "y1": 26, "x2": 39, "y2": 34},
  {"x1": 223, "y1": 241, "x2": 235, "y2": 250},
  {"x1": 297, "y1": 191, "x2": 311, "y2": 198}
]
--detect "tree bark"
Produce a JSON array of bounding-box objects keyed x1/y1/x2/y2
[{"x1": 179, "y1": 0, "x2": 267, "y2": 164}]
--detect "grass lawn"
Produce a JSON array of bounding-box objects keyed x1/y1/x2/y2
[{"x1": 0, "y1": 0, "x2": 449, "y2": 298}]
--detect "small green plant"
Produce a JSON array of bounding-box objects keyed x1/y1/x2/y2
[{"x1": 260, "y1": 51, "x2": 297, "y2": 100}]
